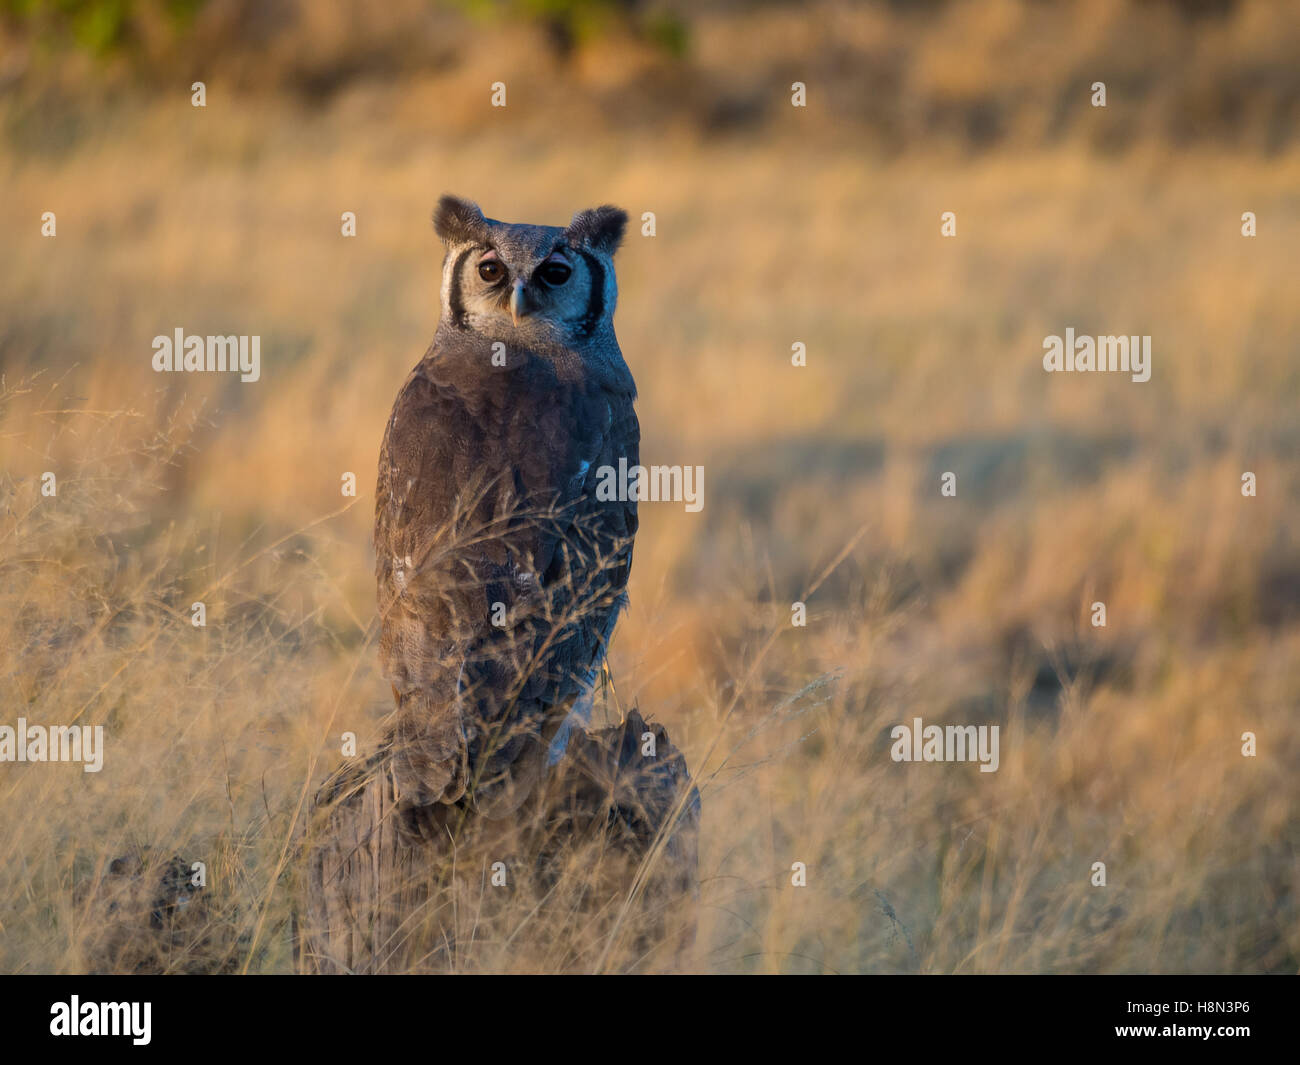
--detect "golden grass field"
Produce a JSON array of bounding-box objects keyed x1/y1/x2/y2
[{"x1": 1, "y1": 0, "x2": 1298, "y2": 972}]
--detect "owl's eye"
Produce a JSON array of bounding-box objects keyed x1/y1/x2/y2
[
  {"x1": 536, "y1": 261, "x2": 572, "y2": 287},
  {"x1": 477, "y1": 258, "x2": 505, "y2": 283}
]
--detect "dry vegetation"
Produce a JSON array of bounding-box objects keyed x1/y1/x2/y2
[{"x1": 1, "y1": 0, "x2": 1298, "y2": 973}]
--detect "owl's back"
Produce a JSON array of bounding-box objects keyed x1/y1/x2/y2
[{"x1": 374, "y1": 326, "x2": 638, "y2": 812}]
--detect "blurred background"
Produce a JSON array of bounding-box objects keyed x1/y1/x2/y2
[{"x1": 1, "y1": 0, "x2": 1298, "y2": 972}]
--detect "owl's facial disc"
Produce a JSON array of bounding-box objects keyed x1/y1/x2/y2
[
  {"x1": 471, "y1": 248, "x2": 579, "y2": 328},
  {"x1": 453, "y1": 240, "x2": 596, "y2": 339}
]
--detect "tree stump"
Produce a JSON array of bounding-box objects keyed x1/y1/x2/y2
[{"x1": 295, "y1": 708, "x2": 700, "y2": 973}]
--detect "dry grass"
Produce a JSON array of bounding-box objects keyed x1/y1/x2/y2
[{"x1": 1, "y1": 0, "x2": 1298, "y2": 973}]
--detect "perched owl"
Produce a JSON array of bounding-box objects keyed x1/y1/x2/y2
[{"x1": 374, "y1": 195, "x2": 639, "y2": 818}]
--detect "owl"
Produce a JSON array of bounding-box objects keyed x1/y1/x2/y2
[{"x1": 373, "y1": 195, "x2": 639, "y2": 819}]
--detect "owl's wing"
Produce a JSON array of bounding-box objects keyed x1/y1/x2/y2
[
  {"x1": 374, "y1": 344, "x2": 638, "y2": 810},
  {"x1": 374, "y1": 357, "x2": 488, "y2": 693},
  {"x1": 461, "y1": 374, "x2": 640, "y2": 806},
  {"x1": 530, "y1": 381, "x2": 639, "y2": 623},
  {"x1": 533, "y1": 385, "x2": 639, "y2": 767},
  {"x1": 374, "y1": 357, "x2": 489, "y2": 806}
]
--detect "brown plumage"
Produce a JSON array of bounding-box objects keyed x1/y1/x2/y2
[{"x1": 374, "y1": 196, "x2": 639, "y2": 817}]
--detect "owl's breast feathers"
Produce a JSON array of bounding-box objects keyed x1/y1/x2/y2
[{"x1": 374, "y1": 331, "x2": 638, "y2": 810}]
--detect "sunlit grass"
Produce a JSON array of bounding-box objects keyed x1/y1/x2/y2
[{"x1": 1, "y1": 0, "x2": 1298, "y2": 973}]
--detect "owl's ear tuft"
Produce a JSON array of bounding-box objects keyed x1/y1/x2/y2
[
  {"x1": 433, "y1": 195, "x2": 487, "y2": 245},
  {"x1": 565, "y1": 205, "x2": 628, "y2": 255}
]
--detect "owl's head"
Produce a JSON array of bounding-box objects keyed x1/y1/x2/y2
[{"x1": 433, "y1": 195, "x2": 628, "y2": 345}]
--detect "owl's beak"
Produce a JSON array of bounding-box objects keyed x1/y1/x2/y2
[{"x1": 509, "y1": 279, "x2": 528, "y2": 325}]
